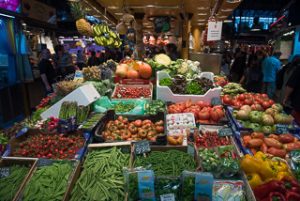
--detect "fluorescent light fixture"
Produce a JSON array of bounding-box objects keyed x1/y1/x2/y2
[
  {"x1": 197, "y1": 7, "x2": 208, "y2": 10},
  {"x1": 108, "y1": 6, "x2": 119, "y2": 9},
  {"x1": 115, "y1": 13, "x2": 123, "y2": 16},
  {"x1": 197, "y1": 19, "x2": 206, "y2": 22},
  {"x1": 0, "y1": 13, "x2": 15, "y2": 18},
  {"x1": 198, "y1": 13, "x2": 207, "y2": 16},
  {"x1": 221, "y1": 9, "x2": 233, "y2": 12},
  {"x1": 223, "y1": 19, "x2": 233, "y2": 23},
  {"x1": 250, "y1": 28, "x2": 261, "y2": 31},
  {"x1": 198, "y1": 23, "x2": 205, "y2": 25}
]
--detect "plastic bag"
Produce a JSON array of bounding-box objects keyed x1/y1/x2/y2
[
  {"x1": 213, "y1": 180, "x2": 245, "y2": 201},
  {"x1": 155, "y1": 176, "x2": 180, "y2": 201}
]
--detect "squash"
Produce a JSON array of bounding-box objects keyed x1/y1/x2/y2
[
  {"x1": 126, "y1": 69, "x2": 139, "y2": 79},
  {"x1": 138, "y1": 62, "x2": 152, "y2": 79},
  {"x1": 116, "y1": 64, "x2": 128, "y2": 78},
  {"x1": 154, "y1": 54, "x2": 172, "y2": 66}
]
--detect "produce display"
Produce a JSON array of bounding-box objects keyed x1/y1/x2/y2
[
  {"x1": 113, "y1": 101, "x2": 136, "y2": 113},
  {"x1": 80, "y1": 113, "x2": 104, "y2": 130},
  {"x1": 22, "y1": 161, "x2": 73, "y2": 201},
  {"x1": 241, "y1": 132, "x2": 300, "y2": 158},
  {"x1": 214, "y1": 76, "x2": 228, "y2": 87},
  {"x1": 101, "y1": 116, "x2": 164, "y2": 141},
  {"x1": 70, "y1": 147, "x2": 129, "y2": 201},
  {"x1": 221, "y1": 82, "x2": 246, "y2": 95},
  {"x1": 144, "y1": 100, "x2": 166, "y2": 115},
  {"x1": 59, "y1": 101, "x2": 78, "y2": 120},
  {"x1": 84, "y1": 80, "x2": 114, "y2": 96},
  {"x1": 12, "y1": 133, "x2": 85, "y2": 159},
  {"x1": 82, "y1": 66, "x2": 101, "y2": 81},
  {"x1": 168, "y1": 100, "x2": 225, "y2": 124},
  {"x1": 159, "y1": 75, "x2": 214, "y2": 95},
  {"x1": 115, "y1": 60, "x2": 152, "y2": 79},
  {"x1": 112, "y1": 85, "x2": 152, "y2": 99},
  {"x1": 195, "y1": 130, "x2": 231, "y2": 148},
  {"x1": 134, "y1": 150, "x2": 196, "y2": 176},
  {"x1": 0, "y1": 165, "x2": 30, "y2": 201},
  {"x1": 290, "y1": 150, "x2": 300, "y2": 182},
  {"x1": 55, "y1": 80, "x2": 80, "y2": 97},
  {"x1": 198, "y1": 146, "x2": 240, "y2": 179}
]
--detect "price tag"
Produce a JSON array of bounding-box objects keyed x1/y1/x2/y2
[
  {"x1": 0, "y1": 167, "x2": 10, "y2": 178},
  {"x1": 133, "y1": 140, "x2": 151, "y2": 155},
  {"x1": 187, "y1": 143, "x2": 195, "y2": 156},
  {"x1": 218, "y1": 127, "x2": 233, "y2": 136},
  {"x1": 276, "y1": 124, "x2": 289, "y2": 134},
  {"x1": 160, "y1": 193, "x2": 175, "y2": 201}
]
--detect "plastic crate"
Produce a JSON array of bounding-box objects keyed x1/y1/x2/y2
[{"x1": 156, "y1": 71, "x2": 222, "y2": 103}]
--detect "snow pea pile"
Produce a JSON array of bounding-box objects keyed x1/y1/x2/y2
[
  {"x1": 23, "y1": 161, "x2": 73, "y2": 201},
  {"x1": 0, "y1": 165, "x2": 30, "y2": 201},
  {"x1": 134, "y1": 150, "x2": 196, "y2": 177},
  {"x1": 70, "y1": 147, "x2": 130, "y2": 201}
]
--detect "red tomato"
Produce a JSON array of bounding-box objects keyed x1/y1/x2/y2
[
  {"x1": 210, "y1": 108, "x2": 224, "y2": 122},
  {"x1": 198, "y1": 109, "x2": 210, "y2": 120},
  {"x1": 262, "y1": 101, "x2": 271, "y2": 109},
  {"x1": 196, "y1": 100, "x2": 206, "y2": 108},
  {"x1": 268, "y1": 99, "x2": 275, "y2": 105},
  {"x1": 244, "y1": 98, "x2": 253, "y2": 105},
  {"x1": 222, "y1": 95, "x2": 232, "y2": 105},
  {"x1": 238, "y1": 94, "x2": 246, "y2": 101},
  {"x1": 261, "y1": 93, "x2": 269, "y2": 99}
]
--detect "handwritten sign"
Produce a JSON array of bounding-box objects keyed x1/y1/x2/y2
[
  {"x1": 160, "y1": 193, "x2": 175, "y2": 201},
  {"x1": 133, "y1": 140, "x2": 151, "y2": 155},
  {"x1": 276, "y1": 124, "x2": 289, "y2": 134},
  {"x1": 218, "y1": 127, "x2": 233, "y2": 137},
  {"x1": 0, "y1": 167, "x2": 10, "y2": 178}
]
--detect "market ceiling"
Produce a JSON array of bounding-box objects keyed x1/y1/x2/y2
[{"x1": 85, "y1": 0, "x2": 242, "y2": 27}]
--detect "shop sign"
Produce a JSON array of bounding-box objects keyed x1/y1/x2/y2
[{"x1": 207, "y1": 21, "x2": 222, "y2": 41}]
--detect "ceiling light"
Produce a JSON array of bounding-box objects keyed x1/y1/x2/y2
[
  {"x1": 108, "y1": 6, "x2": 119, "y2": 9},
  {"x1": 223, "y1": 19, "x2": 233, "y2": 23},
  {"x1": 198, "y1": 23, "x2": 205, "y2": 25},
  {"x1": 115, "y1": 13, "x2": 123, "y2": 16},
  {"x1": 198, "y1": 19, "x2": 206, "y2": 22},
  {"x1": 221, "y1": 9, "x2": 233, "y2": 12},
  {"x1": 198, "y1": 13, "x2": 207, "y2": 16},
  {"x1": 197, "y1": 7, "x2": 208, "y2": 10}
]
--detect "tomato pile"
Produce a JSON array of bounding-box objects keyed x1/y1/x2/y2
[
  {"x1": 168, "y1": 100, "x2": 225, "y2": 124},
  {"x1": 12, "y1": 133, "x2": 85, "y2": 159},
  {"x1": 195, "y1": 130, "x2": 231, "y2": 148},
  {"x1": 102, "y1": 116, "x2": 164, "y2": 141},
  {"x1": 41, "y1": 117, "x2": 59, "y2": 131},
  {"x1": 222, "y1": 93, "x2": 274, "y2": 110},
  {"x1": 36, "y1": 94, "x2": 55, "y2": 109},
  {"x1": 242, "y1": 132, "x2": 300, "y2": 158},
  {"x1": 113, "y1": 85, "x2": 152, "y2": 99}
]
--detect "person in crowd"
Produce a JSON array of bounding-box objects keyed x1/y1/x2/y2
[
  {"x1": 76, "y1": 50, "x2": 86, "y2": 70},
  {"x1": 239, "y1": 55, "x2": 263, "y2": 93},
  {"x1": 277, "y1": 55, "x2": 300, "y2": 113},
  {"x1": 230, "y1": 48, "x2": 246, "y2": 82},
  {"x1": 53, "y1": 45, "x2": 75, "y2": 78},
  {"x1": 262, "y1": 51, "x2": 281, "y2": 99},
  {"x1": 165, "y1": 43, "x2": 178, "y2": 60},
  {"x1": 87, "y1": 51, "x2": 101, "y2": 66},
  {"x1": 283, "y1": 61, "x2": 300, "y2": 124},
  {"x1": 39, "y1": 49, "x2": 56, "y2": 94}
]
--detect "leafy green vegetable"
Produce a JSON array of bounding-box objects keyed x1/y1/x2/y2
[
  {"x1": 185, "y1": 81, "x2": 203, "y2": 95},
  {"x1": 84, "y1": 80, "x2": 114, "y2": 96},
  {"x1": 113, "y1": 102, "x2": 135, "y2": 113},
  {"x1": 159, "y1": 78, "x2": 173, "y2": 86}
]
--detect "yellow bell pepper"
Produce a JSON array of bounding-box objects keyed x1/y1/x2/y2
[
  {"x1": 241, "y1": 154, "x2": 261, "y2": 174},
  {"x1": 276, "y1": 171, "x2": 293, "y2": 180},
  {"x1": 259, "y1": 160, "x2": 277, "y2": 180},
  {"x1": 272, "y1": 160, "x2": 288, "y2": 172},
  {"x1": 247, "y1": 173, "x2": 263, "y2": 188},
  {"x1": 254, "y1": 151, "x2": 267, "y2": 162}
]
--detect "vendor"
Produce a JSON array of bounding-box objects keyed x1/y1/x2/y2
[{"x1": 39, "y1": 49, "x2": 56, "y2": 94}]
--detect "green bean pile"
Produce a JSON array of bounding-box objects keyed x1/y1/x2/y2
[
  {"x1": 134, "y1": 150, "x2": 196, "y2": 176},
  {"x1": 70, "y1": 147, "x2": 130, "y2": 201}
]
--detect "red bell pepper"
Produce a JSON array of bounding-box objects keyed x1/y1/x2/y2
[
  {"x1": 253, "y1": 180, "x2": 286, "y2": 200},
  {"x1": 285, "y1": 191, "x2": 300, "y2": 201}
]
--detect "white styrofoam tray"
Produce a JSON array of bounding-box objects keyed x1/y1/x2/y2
[
  {"x1": 156, "y1": 71, "x2": 222, "y2": 103},
  {"x1": 41, "y1": 84, "x2": 100, "y2": 119}
]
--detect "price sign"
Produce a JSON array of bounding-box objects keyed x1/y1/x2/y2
[
  {"x1": 187, "y1": 143, "x2": 195, "y2": 156},
  {"x1": 133, "y1": 140, "x2": 151, "y2": 155},
  {"x1": 218, "y1": 127, "x2": 233, "y2": 137},
  {"x1": 276, "y1": 124, "x2": 289, "y2": 134},
  {"x1": 160, "y1": 193, "x2": 175, "y2": 201},
  {"x1": 0, "y1": 167, "x2": 10, "y2": 178}
]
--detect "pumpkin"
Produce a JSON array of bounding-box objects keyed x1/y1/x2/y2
[
  {"x1": 116, "y1": 64, "x2": 128, "y2": 78},
  {"x1": 137, "y1": 62, "x2": 152, "y2": 79},
  {"x1": 126, "y1": 69, "x2": 139, "y2": 79}
]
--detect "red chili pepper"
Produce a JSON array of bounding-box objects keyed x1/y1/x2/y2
[
  {"x1": 285, "y1": 191, "x2": 300, "y2": 201},
  {"x1": 253, "y1": 180, "x2": 286, "y2": 200}
]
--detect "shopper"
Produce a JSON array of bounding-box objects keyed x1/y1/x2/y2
[
  {"x1": 39, "y1": 49, "x2": 56, "y2": 94},
  {"x1": 239, "y1": 55, "x2": 263, "y2": 93},
  {"x1": 165, "y1": 43, "x2": 178, "y2": 60},
  {"x1": 262, "y1": 51, "x2": 281, "y2": 99},
  {"x1": 87, "y1": 51, "x2": 101, "y2": 66},
  {"x1": 278, "y1": 55, "x2": 300, "y2": 113},
  {"x1": 283, "y1": 63, "x2": 300, "y2": 124},
  {"x1": 230, "y1": 48, "x2": 246, "y2": 82},
  {"x1": 54, "y1": 45, "x2": 75, "y2": 78},
  {"x1": 76, "y1": 50, "x2": 86, "y2": 70}
]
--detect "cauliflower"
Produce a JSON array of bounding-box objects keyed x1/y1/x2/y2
[{"x1": 177, "y1": 61, "x2": 189, "y2": 74}]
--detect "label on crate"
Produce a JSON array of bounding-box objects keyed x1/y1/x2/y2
[
  {"x1": 160, "y1": 193, "x2": 175, "y2": 201},
  {"x1": 138, "y1": 170, "x2": 155, "y2": 200},
  {"x1": 194, "y1": 172, "x2": 214, "y2": 201},
  {"x1": 133, "y1": 140, "x2": 151, "y2": 155},
  {"x1": 0, "y1": 167, "x2": 10, "y2": 178},
  {"x1": 276, "y1": 124, "x2": 289, "y2": 134},
  {"x1": 218, "y1": 127, "x2": 233, "y2": 136}
]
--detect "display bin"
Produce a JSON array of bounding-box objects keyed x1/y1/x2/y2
[
  {"x1": 93, "y1": 110, "x2": 167, "y2": 145},
  {"x1": 226, "y1": 106, "x2": 300, "y2": 134},
  {"x1": 64, "y1": 143, "x2": 132, "y2": 201},
  {"x1": 156, "y1": 71, "x2": 222, "y2": 103},
  {"x1": 0, "y1": 157, "x2": 37, "y2": 201},
  {"x1": 111, "y1": 83, "x2": 153, "y2": 100},
  {"x1": 2, "y1": 129, "x2": 91, "y2": 161},
  {"x1": 16, "y1": 159, "x2": 79, "y2": 201}
]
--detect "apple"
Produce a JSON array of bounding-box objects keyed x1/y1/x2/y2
[
  {"x1": 251, "y1": 104, "x2": 263, "y2": 111},
  {"x1": 271, "y1": 103, "x2": 283, "y2": 113},
  {"x1": 265, "y1": 108, "x2": 277, "y2": 117},
  {"x1": 240, "y1": 105, "x2": 252, "y2": 113},
  {"x1": 249, "y1": 111, "x2": 262, "y2": 123},
  {"x1": 262, "y1": 114, "x2": 274, "y2": 126},
  {"x1": 237, "y1": 110, "x2": 249, "y2": 120},
  {"x1": 262, "y1": 125, "x2": 273, "y2": 133}
]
